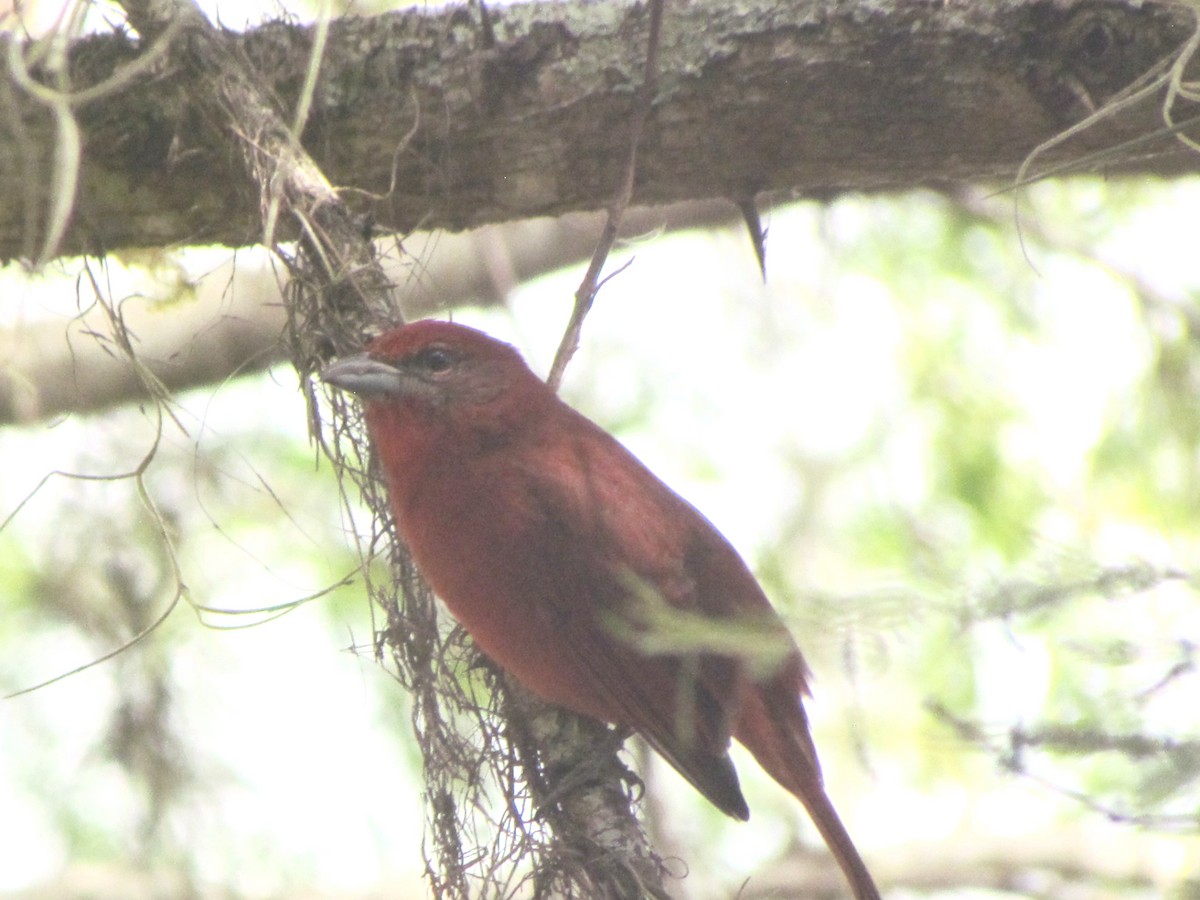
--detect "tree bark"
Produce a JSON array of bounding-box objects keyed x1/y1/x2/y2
[{"x1": 0, "y1": 0, "x2": 1195, "y2": 262}]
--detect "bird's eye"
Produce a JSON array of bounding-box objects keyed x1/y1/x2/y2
[{"x1": 415, "y1": 345, "x2": 454, "y2": 374}]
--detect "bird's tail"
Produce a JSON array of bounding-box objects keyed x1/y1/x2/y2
[{"x1": 736, "y1": 682, "x2": 881, "y2": 900}]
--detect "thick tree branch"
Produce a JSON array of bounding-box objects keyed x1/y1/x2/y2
[{"x1": 0, "y1": 0, "x2": 1196, "y2": 262}]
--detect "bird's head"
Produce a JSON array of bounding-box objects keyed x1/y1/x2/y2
[{"x1": 320, "y1": 320, "x2": 553, "y2": 432}]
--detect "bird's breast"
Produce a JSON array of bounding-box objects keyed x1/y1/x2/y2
[{"x1": 393, "y1": 456, "x2": 624, "y2": 723}]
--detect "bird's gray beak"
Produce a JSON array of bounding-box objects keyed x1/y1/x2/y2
[{"x1": 320, "y1": 355, "x2": 406, "y2": 396}]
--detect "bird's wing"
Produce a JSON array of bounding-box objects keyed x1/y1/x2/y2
[{"x1": 513, "y1": 411, "x2": 803, "y2": 818}]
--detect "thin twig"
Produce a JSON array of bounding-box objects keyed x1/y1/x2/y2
[
  {"x1": 927, "y1": 702, "x2": 1200, "y2": 832},
  {"x1": 3, "y1": 262, "x2": 190, "y2": 699},
  {"x1": 737, "y1": 195, "x2": 768, "y2": 282},
  {"x1": 546, "y1": 0, "x2": 665, "y2": 392}
]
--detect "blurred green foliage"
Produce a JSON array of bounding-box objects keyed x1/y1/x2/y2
[{"x1": 2, "y1": 180, "x2": 1198, "y2": 896}]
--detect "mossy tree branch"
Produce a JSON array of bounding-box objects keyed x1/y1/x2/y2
[{"x1": 0, "y1": 0, "x2": 1196, "y2": 262}]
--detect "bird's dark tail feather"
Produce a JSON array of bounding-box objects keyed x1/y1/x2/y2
[
  {"x1": 793, "y1": 775, "x2": 881, "y2": 900},
  {"x1": 736, "y1": 687, "x2": 881, "y2": 900}
]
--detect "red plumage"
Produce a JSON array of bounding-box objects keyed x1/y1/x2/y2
[{"x1": 322, "y1": 320, "x2": 879, "y2": 900}]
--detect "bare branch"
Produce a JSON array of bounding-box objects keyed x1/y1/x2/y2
[
  {"x1": 547, "y1": 0, "x2": 664, "y2": 391},
  {"x1": 0, "y1": 199, "x2": 740, "y2": 426}
]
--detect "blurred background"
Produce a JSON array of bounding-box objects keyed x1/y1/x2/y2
[
  {"x1": 2, "y1": 1, "x2": 1199, "y2": 898},
  {"x1": 4, "y1": 182, "x2": 1199, "y2": 898}
]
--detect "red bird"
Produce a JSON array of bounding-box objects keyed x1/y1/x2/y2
[{"x1": 322, "y1": 320, "x2": 880, "y2": 900}]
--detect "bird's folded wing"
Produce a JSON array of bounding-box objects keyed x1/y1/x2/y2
[{"x1": 517, "y1": 416, "x2": 776, "y2": 817}]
